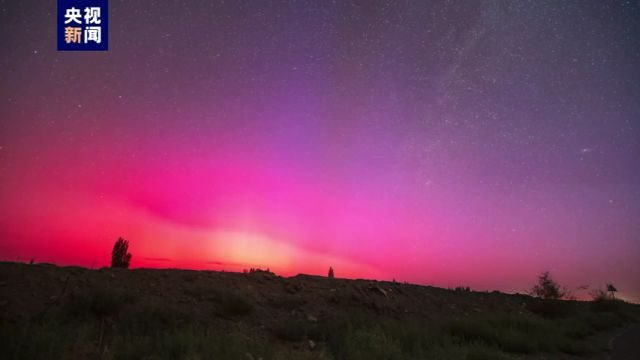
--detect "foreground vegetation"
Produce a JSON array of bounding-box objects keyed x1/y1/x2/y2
[{"x1": 0, "y1": 262, "x2": 637, "y2": 359}]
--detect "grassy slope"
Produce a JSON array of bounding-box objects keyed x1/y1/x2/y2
[{"x1": 0, "y1": 262, "x2": 637, "y2": 359}]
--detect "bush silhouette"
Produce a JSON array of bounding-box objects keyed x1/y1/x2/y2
[
  {"x1": 217, "y1": 292, "x2": 253, "y2": 317},
  {"x1": 111, "y1": 237, "x2": 132, "y2": 268},
  {"x1": 64, "y1": 286, "x2": 130, "y2": 319},
  {"x1": 530, "y1": 271, "x2": 566, "y2": 300}
]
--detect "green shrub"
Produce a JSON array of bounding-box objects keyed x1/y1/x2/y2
[
  {"x1": 269, "y1": 295, "x2": 306, "y2": 310},
  {"x1": 448, "y1": 313, "x2": 559, "y2": 354},
  {"x1": 271, "y1": 320, "x2": 308, "y2": 342},
  {"x1": 343, "y1": 326, "x2": 403, "y2": 360},
  {"x1": 0, "y1": 321, "x2": 97, "y2": 360},
  {"x1": 583, "y1": 312, "x2": 624, "y2": 331},
  {"x1": 591, "y1": 296, "x2": 626, "y2": 313},
  {"x1": 90, "y1": 287, "x2": 127, "y2": 318},
  {"x1": 119, "y1": 299, "x2": 186, "y2": 331},
  {"x1": 183, "y1": 284, "x2": 220, "y2": 300},
  {"x1": 557, "y1": 340, "x2": 592, "y2": 356},
  {"x1": 64, "y1": 287, "x2": 130, "y2": 319},
  {"x1": 216, "y1": 292, "x2": 253, "y2": 317},
  {"x1": 464, "y1": 343, "x2": 508, "y2": 360},
  {"x1": 526, "y1": 299, "x2": 575, "y2": 319},
  {"x1": 110, "y1": 327, "x2": 274, "y2": 360}
]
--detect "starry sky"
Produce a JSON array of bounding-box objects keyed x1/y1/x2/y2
[{"x1": 1, "y1": 1, "x2": 639, "y2": 301}]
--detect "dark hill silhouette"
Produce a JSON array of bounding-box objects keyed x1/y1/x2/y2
[{"x1": 0, "y1": 261, "x2": 638, "y2": 359}]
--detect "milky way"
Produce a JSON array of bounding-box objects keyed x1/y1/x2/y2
[{"x1": 1, "y1": 1, "x2": 639, "y2": 300}]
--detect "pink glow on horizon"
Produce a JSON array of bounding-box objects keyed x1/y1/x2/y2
[
  {"x1": 2, "y1": 128, "x2": 638, "y2": 303},
  {"x1": 1, "y1": 1, "x2": 639, "y2": 303}
]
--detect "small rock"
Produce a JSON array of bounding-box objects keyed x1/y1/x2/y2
[
  {"x1": 308, "y1": 340, "x2": 316, "y2": 350},
  {"x1": 306, "y1": 314, "x2": 317, "y2": 322},
  {"x1": 371, "y1": 286, "x2": 388, "y2": 298},
  {"x1": 244, "y1": 353, "x2": 254, "y2": 360}
]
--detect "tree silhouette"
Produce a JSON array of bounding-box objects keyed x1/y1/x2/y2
[
  {"x1": 111, "y1": 237, "x2": 132, "y2": 268},
  {"x1": 328, "y1": 266, "x2": 334, "y2": 279},
  {"x1": 530, "y1": 271, "x2": 566, "y2": 300},
  {"x1": 606, "y1": 283, "x2": 618, "y2": 299}
]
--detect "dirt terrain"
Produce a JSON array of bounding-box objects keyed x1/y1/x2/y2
[
  {"x1": 0, "y1": 262, "x2": 528, "y2": 323},
  {"x1": 0, "y1": 262, "x2": 637, "y2": 359}
]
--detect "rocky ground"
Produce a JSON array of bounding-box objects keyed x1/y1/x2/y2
[{"x1": 0, "y1": 262, "x2": 638, "y2": 359}]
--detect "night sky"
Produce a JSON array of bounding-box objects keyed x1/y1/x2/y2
[{"x1": 1, "y1": 1, "x2": 639, "y2": 300}]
